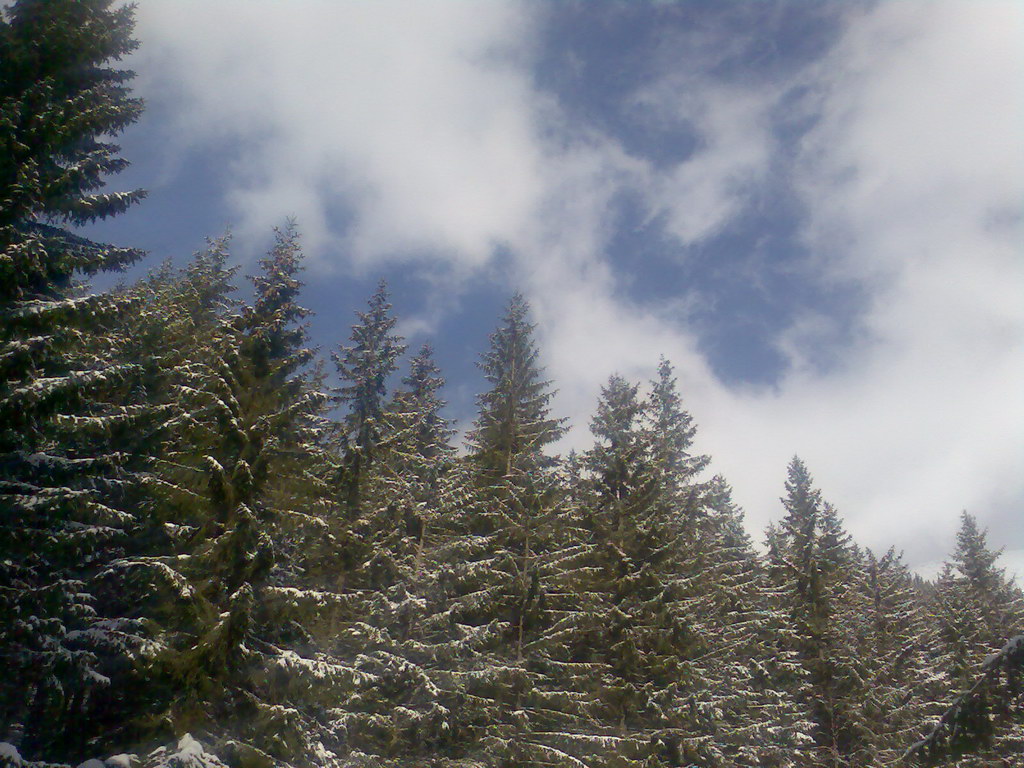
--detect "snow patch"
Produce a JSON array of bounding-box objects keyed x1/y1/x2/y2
[
  {"x1": 144, "y1": 734, "x2": 227, "y2": 768},
  {"x1": 0, "y1": 743, "x2": 22, "y2": 765}
]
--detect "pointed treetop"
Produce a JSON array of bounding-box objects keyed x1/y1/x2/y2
[
  {"x1": 334, "y1": 278, "x2": 406, "y2": 450},
  {"x1": 184, "y1": 234, "x2": 238, "y2": 321},
  {"x1": 398, "y1": 342, "x2": 455, "y2": 459},
  {"x1": 590, "y1": 374, "x2": 643, "y2": 447},
  {"x1": 468, "y1": 292, "x2": 565, "y2": 476},
  {"x1": 646, "y1": 356, "x2": 709, "y2": 483},
  {"x1": 244, "y1": 221, "x2": 313, "y2": 384},
  {"x1": 585, "y1": 373, "x2": 648, "y2": 512},
  {"x1": 951, "y1": 511, "x2": 1007, "y2": 594},
  {"x1": 782, "y1": 456, "x2": 821, "y2": 516}
]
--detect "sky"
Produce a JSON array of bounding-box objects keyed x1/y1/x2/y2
[{"x1": 85, "y1": 0, "x2": 1024, "y2": 579}]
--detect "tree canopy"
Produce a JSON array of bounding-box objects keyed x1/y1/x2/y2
[{"x1": 2, "y1": 3, "x2": 1023, "y2": 767}]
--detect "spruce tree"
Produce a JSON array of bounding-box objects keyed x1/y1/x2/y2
[
  {"x1": 644, "y1": 357, "x2": 709, "y2": 524},
  {"x1": 768, "y1": 458, "x2": 866, "y2": 767},
  {"x1": 584, "y1": 374, "x2": 653, "y2": 538},
  {"x1": 90, "y1": 228, "x2": 360, "y2": 764},
  {"x1": 333, "y1": 279, "x2": 406, "y2": 513},
  {"x1": 850, "y1": 547, "x2": 938, "y2": 764},
  {"x1": 545, "y1": 367, "x2": 796, "y2": 767},
  {"x1": 913, "y1": 513, "x2": 1024, "y2": 763},
  {"x1": 401, "y1": 294, "x2": 570, "y2": 766},
  {"x1": 466, "y1": 292, "x2": 565, "y2": 479},
  {"x1": 365, "y1": 342, "x2": 457, "y2": 586},
  {"x1": 0, "y1": 1, "x2": 146, "y2": 758},
  {"x1": 327, "y1": 343, "x2": 462, "y2": 765},
  {"x1": 674, "y1": 476, "x2": 814, "y2": 766}
]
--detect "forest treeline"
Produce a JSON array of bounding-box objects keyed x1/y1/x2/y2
[{"x1": 1, "y1": 2, "x2": 1022, "y2": 767}]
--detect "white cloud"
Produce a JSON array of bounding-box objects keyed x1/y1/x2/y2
[
  {"x1": 698, "y1": 0, "x2": 1024, "y2": 566},
  {"x1": 636, "y1": 82, "x2": 776, "y2": 245},
  {"x1": 135, "y1": 0, "x2": 545, "y2": 268},
  {"x1": 530, "y1": 0, "x2": 1024, "y2": 574},
  {"x1": 128, "y1": 0, "x2": 1023, "y2": 574}
]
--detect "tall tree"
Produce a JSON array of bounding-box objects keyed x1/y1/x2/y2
[
  {"x1": 849, "y1": 547, "x2": 938, "y2": 764},
  {"x1": 327, "y1": 343, "x2": 462, "y2": 764},
  {"x1": 915, "y1": 512, "x2": 1024, "y2": 763},
  {"x1": 0, "y1": 0, "x2": 146, "y2": 758},
  {"x1": 377, "y1": 294, "x2": 571, "y2": 766},
  {"x1": 466, "y1": 292, "x2": 565, "y2": 479},
  {"x1": 644, "y1": 357, "x2": 709, "y2": 523},
  {"x1": 333, "y1": 279, "x2": 405, "y2": 511},
  {"x1": 89, "y1": 228, "x2": 357, "y2": 764},
  {"x1": 363, "y1": 342, "x2": 457, "y2": 586},
  {"x1": 536, "y1": 368, "x2": 801, "y2": 767},
  {"x1": 674, "y1": 476, "x2": 815, "y2": 766},
  {"x1": 584, "y1": 374, "x2": 652, "y2": 539},
  {"x1": 768, "y1": 458, "x2": 866, "y2": 767}
]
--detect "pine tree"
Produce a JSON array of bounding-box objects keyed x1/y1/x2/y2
[
  {"x1": 767, "y1": 458, "x2": 866, "y2": 767},
  {"x1": 380, "y1": 295, "x2": 571, "y2": 766},
  {"x1": 0, "y1": 1, "x2": 147, "y2": 758},
  {"x1": 584, "y1": 375, "x2": 652, "y2": 539},
  {"x1": 674, "y1": 476, "x2": 814, "y2": 766},
  {"x1": 333, "y1": 279, "x2": 406, "y2": 512},
  {"x1": 913, "y1": 512, "x2": 1024, "y2": 764},
  {"x1": 466, "y1": 292, "x2": 565, "y2": 479},
  {"x1": 644, "y1": 357, "x2": 709, "y2": 523},
  {"x1": 849, "y1": 547, "x2": 938, "y2": 764},
  {"x1": 541, "y1": 368, "x2": 787, "y2": 767},
  {"x1": 22, "y1": 241, "x2": 240, "y2": 756},
  {"x1": 90, "y1": 228, "x2": 360, "y2": 763},
  {"x1": 326, "y1": 343, "x2": 462, "y2": 765},
  {"x1": 363, "y1": 342, "x2": 457, "y2": 587}
]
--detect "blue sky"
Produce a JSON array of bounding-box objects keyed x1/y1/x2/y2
[{"x1": 87, "y1": 0, "x2": 1024, "y2": 578}]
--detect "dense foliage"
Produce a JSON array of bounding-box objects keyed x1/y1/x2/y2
[{"x1": 1, "y1": 2, "x2": 1022, "y2": 767}]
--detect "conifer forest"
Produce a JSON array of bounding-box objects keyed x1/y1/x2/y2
[{"x1": 1, "y1": 2, "x2": 1022, "y2": 767}]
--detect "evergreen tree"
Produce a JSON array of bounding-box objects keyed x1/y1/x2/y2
[
  {"x1": 915, "y1": 513, "x2": 1024, "y2": 764},
  {"x1": 22, "y1": 240, "x2": 240, "y2": 756},
  {"x1": 584, "y1": 374, "x2": 653, "y2": 539},
  {"x1": 91, "y1": 228, "x2": 357, "y2": 764},
  {"x1": 768, "y1": 458, "x2": 866, "y2": 767},
  {"x1": 559, "y1": 371, "x2": 693, "y2": 764},
  {"x1": 0, "y1": 1, "x2": 147, "y2": 758},
  {"x1": 326, "y1": 343, "x2": 463, "y2": 765},
  {"x1": 333, "y1": 279, "x2": 406, "y2": 512},
  {"x1": 466, "y1": 292, "x2": 565, "y2": 479},
  {"x1": 363, "y1": 343, "x2": 457, "y2": 587},
  {"x1": 383, "y1": 295, "x2": 570, "y2": 766},
  {"x1": 539, "y1": 368, "x2": 803, "y2": 767},
  {"x1": 674, "y1": 476, "x2": 814, "y2": 766},
  {"x1": 644, "y1": 357, "x2": 709, "y2": 524},
  {"x1": 849, "y1": 547, "x2": 938, "y2": 764}
]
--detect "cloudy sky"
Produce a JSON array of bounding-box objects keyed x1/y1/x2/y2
[{"x1": 88, "y1": 0, "x2": 1024, "y2": 578}]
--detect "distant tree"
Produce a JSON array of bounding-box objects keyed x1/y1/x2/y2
[
  {"x1": 767, "y1": 458, "x2": 867, "y2": 767},
  {"x1": 379, "y1": 294, "x2": 570, "y2": 766},
  {"x1": 584, "y1": 374, "x2": 652, "y2": 537},
  {"x1": 849, "y1": 547, "x2": 939, "y2": 764},
  {"x1": 361, "y1": 342, "x2": 457, "y2": 587},
  {"x1": 679, "y1": 476, "x2": 815, "y2": 766},
  {"x1": 333, "y1": 279, "x2": 406, "y2": 511},
  {"x1": 466, "y1": 292, "x2": 565, "y2": 479},
  {"x1": 908, "y1": 513, "x2": 1024, "y2": 764},
  {"x1": 538, "y1": 367, "x2": 805, "y2": 767},
  {"x1": 326, "y1": 342, "x2": 462, "y2": 763},
  {"x1": 644, "y1": 357, "x2": 709, "y2": 522}
]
